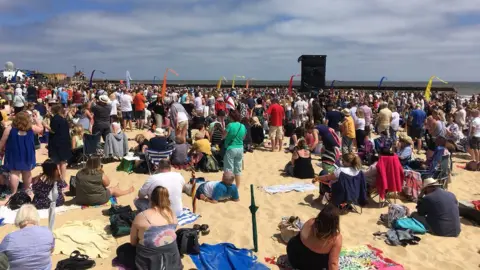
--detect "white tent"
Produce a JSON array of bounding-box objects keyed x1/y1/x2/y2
[{"x1": 0, "y1": 70, "x2": 26, "y2": 81}]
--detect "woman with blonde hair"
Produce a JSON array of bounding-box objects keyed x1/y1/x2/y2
[
  {"x1": 75, "y1": 156, "x2": 134, "y2": 206},
  {"x1": 355, "y1": 108, "x2": 366, "y2": 150},
  {"x1": 117, "y1": 186, "x2": 182, "y2": 269},
  {"x1": 0, "y1": 111, "x2": 43, "y2": 194},
  {"x1": 0, "y1": 204, "x2": 55, "y2": 270}
]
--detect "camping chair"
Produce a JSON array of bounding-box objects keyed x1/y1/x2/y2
[
  {"x1": 81, "y1": 132, "x2": 102, "y2": 163},
  {"x1": 329, "y1": 171, "x2": 368, "y2": 214},
  {"x1": 145, "y1": 149, "x2": 174, "y2": 174},
  {"x1": 371, "y1": 155, "x2": 404, "y2": 207},
  {"x1": 414, "y1": 154, "x2": 451, "y2": 190}
]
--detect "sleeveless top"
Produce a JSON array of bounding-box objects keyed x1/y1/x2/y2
[
  {"x1": 75, "y1": 171, "x2": 109, "y2": 205},
  {"x1": 4, "y1": 127, "x2": 36, "y2": 171},
  {"x1": 287, "y1": 233, "x2": 329, "y2": 270},
  {"x1": 140, "y1": 212, "x2": 177, "y2": 248},
  {"x1": 293, "y1": 151, "x2": 315, "y2": 179}
]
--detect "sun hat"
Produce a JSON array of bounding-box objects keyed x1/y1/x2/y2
[
  {"x1": 341, "y1": 108, "x2": 351, "y2": 116},
  {"x1": 154, "y1": 128, "x2": 166, "y2": 136},
  {"x1": 422, "y1": 178, "x2": 442, "y2": 190},
  {"x1": 399, "y1": 133, "x2": 413, "y2": 145},
  {"x1": 99, "y1": 95, "x2": 110, "y2": 103}
]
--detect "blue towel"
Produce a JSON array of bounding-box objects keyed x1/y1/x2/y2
[{"x1": 190, "y1": 243, "x2": 269, "y2": 270}]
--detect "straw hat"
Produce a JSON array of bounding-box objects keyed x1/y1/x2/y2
[
  {"x1": 399, "y1": 133, "x2": 413, "y2": 145},
  {"x1": 341, "y1": 108, "x2": 351, "y2": 116},
  {"x1": 154, "y1": 128, "x2": 166, "y2": 136},
  {"x1": 422, "y1": 178, "x2": 442, "y2": 190},
  {"x1": 99, "y1": 95, "x2": 110, "y2": 103}
]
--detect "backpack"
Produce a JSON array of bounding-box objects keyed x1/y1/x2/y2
[
  {"x1": 110, "y1": 210, "x2": 137, "y2": 237},
  {"x1": 55, "y1": 250, "x2": 96, "y2": 270},
  {"x1": 176, "y1": 228, "x2": 200, "y2": 255},
  {"x1": 6, "y1": 191, "x2": 32, "y2": 210},
  {"x1": 393, "y1": 217, "x2": 427, "y2": 234}
]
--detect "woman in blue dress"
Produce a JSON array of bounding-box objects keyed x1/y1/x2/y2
[
  {"x1": 47, "y1": 105, "x2": 72, "y2": 182},
  {"x1": 0, "y1": 111, "x2": 44, "y2": 194}
]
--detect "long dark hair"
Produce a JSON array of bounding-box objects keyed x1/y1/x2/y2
[
  {"x1": 151, "y1": 186, "x2": 174, "y2": 224},
  {"x1": 313, "y1": 204, "x2": 340, "y2": 240},
  {"x1": 41, "y1": 159, "x2": 61, "y2": 185}
]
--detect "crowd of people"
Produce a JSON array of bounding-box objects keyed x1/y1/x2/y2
[{"x1": 0, "y1": 79, "x2": 478, "y2": 269}]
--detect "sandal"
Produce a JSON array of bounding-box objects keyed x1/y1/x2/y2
[{"x1": 200, "y1": 224, "x2": 210, "y2": 235}]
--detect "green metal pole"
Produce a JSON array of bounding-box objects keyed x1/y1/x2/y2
[{"x1": 249, "y1": 184, "x2": 259, "y2": 252}]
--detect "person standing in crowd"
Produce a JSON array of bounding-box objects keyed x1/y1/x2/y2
[
  {"x1": 294, "y1": 96, "x2": 308, "y2": 128},
  {"x1": 408, "y1": 104, "x2": 427, "y2": 154},
  {"x1": 469, "y1": 109, "x2": 480, "y2": 164},
  {"x1": 47, "y1": 105, "x2": 72, "y2": 181},
  {"x1": 376, "y1": 102, "x2": 392, "y2": 135},
  {"x1": 360, "y1": 101, "x2": 373, "y2": 129},
  {"x1": 120, "y1": 90, "x2": 133, "y2": 131},
  {"x1": 26, "y1": 84, "x2": 37, "y2": 103},
  {"x1": 340, "y1": 109, "x2": 355, "y2": 154},
  {"x1": 12, "y1": 89, "x2": 26, "y2": 114},
  {"x1": 91, "y1": 95, "x2": 112, "y2": 141},
  {"x1": 455, "y1": 104, "x2": 467, "y2": 133},
  {"x1": 59, "y1": 87, "x2": 69, "y2": 108},
  {"x1": 0, "y1": 111, "x2": 43, "y2": 194},
  {"x1": 355, "y1": 109, "x2": 366, "y2": 150},
  {"x1": 148, "y1": 95, "x2": 165, "y2": 129},
  {"x1": 325, "y1": 103, "x2": 343, "y2": 137},
  {"x1": 390, "y1": 104, "x2": 400, "y2": 142},
  {"x1": 223, "y1": 110, "x2": 246, "y2": 187},
  {"x1": 109, "y1": 93, "x2": 119, "y2": 122},
  {"x1": 133, "y1": 89, "x2": 146, "y2": 130},
  {"x1": 267, "y1": 98, "x2": 285, "y2": 152}
]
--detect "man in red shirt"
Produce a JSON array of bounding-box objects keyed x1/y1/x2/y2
[
  {"x1": 267, "y1": 98, "x2": 285, "y2": 152},
  {"x1": 133, "y1": 89, "x2": 146, "y2": 129}
]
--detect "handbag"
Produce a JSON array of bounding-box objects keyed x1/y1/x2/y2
[
  {"x1": 6, "y1": 191, "x2": 32, "y2": 210},
  {"x1": 55, "y1": 250, "x2": 96, "y2": 270},
  {"x1": 393, "y1": 217, "x2": 426, "y2": 234}
]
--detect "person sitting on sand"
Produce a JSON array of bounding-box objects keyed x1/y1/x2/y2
[
  {"x1": 135, "y1": 160, "x2": 185, "y2": 216},
  {"x1": 410, "y1": 178, "x2": 461, "y2": 237},
  {"x1": 32, "y1": 159, "x2": 67, "y2": 210},
  {"x1": 0, "y1": 204, "x2": 55, "y2": 270},
  {"x1": 183, "y1": 171, "x2": 239, "y2": 211},
  {"x1": 171, "y1": 135, "x2": 189, "y2": 166},
  {"x1": 284, "y1": 139, "x2": 315, "y2": 179},
  {"x1": 287, "y1": 204, "x2": 342, "y2": 270},
  {"x1": 148, "y1": 128, "x2": 173, "y2": 152},
  {"x1": 313, "y1": 153, "x2": 363, "y2": 204},
  {"x1": 75, "y1": 155, "x2": 134, "y2": 206}
]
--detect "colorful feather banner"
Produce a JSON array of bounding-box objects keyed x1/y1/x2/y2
[
  {"x1": 425, "y1": 75, "x2": 448, "y2": 101},
  {"x1": 232, "y1": 75, "x2": 245, "y2": 88},
  {"x1": 89, "y1": 70, "x2": 96, "y2": 88},
  {"x1": 288, "y1": 74, "x2": 300, "y2": 95},
  {"x1": 161, "y1": 68, "x2": 179, "y2": 98},
  {"x1": 216, "y1": 76, "x2": 228, "y2": 90},
  {"x1": 246, "y1": 78, "x2": 256, "y2": 89},
  {"x1": 378, "y1": 76, "x2": 387, "y2": 89}
]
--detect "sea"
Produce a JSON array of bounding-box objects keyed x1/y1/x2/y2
[{"x1": 127, "y1": 80, "x2": 479, "y2": 97}]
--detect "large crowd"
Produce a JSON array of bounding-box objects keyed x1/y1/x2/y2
[{"x1": 0, "y1": 79, "x2": 478, "y2": 269}]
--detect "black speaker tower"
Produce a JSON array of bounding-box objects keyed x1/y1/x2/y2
[{"x1": 297, "y1": 55, "x2": 327, "y2": 92}]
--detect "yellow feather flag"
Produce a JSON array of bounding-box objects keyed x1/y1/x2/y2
[{"x1": 425, "y1": 75, "x2": 448, "y2": 101}]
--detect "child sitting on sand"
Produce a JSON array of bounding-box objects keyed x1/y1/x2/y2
[
  {"x1": 171, "y1": 135, "x2": 189, "y2": 166},
  {"x1": 32, "y1": 159, "x2": 68, "y2": 209}
]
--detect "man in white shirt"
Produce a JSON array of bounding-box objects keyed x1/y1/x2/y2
[
  {"x1": 455, "y1": 105, "x2": 467, "y2": 131},
  {"x1": 135, "y1": 160, "x2": 185, "y2": 217},
  {"x1": 120, "y1": 91, "x2": 133, "y2": 131},
  {"x1": 294, "y1": 97, "x2": 308, "y2": 127}
]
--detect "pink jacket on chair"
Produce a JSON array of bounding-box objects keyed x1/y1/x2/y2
[{"x1": 376, "y1": 155, "x2": 404, "y2": 199}]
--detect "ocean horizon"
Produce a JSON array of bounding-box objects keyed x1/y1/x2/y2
[{"x1": 111, "y1": 79, "x2": 479, "y2": 96}]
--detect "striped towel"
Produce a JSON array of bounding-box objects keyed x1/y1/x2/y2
[
  {"x1": 177, "y1": 208, "x2": 200, "y2": 226},
  {"x1": 263, "y1": 183, "x2": 317, "y2": 194}
]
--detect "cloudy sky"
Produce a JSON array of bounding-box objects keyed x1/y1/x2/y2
[{"x1": 1, "y1": 0, "x2": 480, "y2": 81}]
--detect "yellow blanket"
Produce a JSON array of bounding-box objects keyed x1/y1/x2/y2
[{"x1": 53, "y1": 220, "x2": 116, "y2": 258}]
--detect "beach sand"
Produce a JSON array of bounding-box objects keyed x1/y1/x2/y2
[{"x1": 0, "y1": 131, "x2": 479, "y2": 270}]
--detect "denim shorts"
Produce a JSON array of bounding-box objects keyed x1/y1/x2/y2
[{"x1": 223, "y1": 148, "x2": 244, "y2": 175}]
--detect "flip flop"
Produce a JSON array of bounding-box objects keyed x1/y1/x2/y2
[{"x1": 200, "y1": 224, "x2": 210, "y2": 235}]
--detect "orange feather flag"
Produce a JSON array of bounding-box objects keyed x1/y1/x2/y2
[{"x1": 161, "y1": 68, "x2": 179, "y2": 98}]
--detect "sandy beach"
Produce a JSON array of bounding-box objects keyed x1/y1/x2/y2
[{"x1": 0, "y1": 131, "x2": 478, "y2": 270}]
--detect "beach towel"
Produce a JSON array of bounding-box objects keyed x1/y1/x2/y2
[
  {"x1": 53, "y1": 219, "x2": 116, "y2": 259},
  {"x1": 267, "y1": 245, "x2": 404, "y2": 270},
  {"x1": 81, "y1": 196, "x2": 117, "y2": 209},
  {"x1": 177, "y1": 207, "x2": 201, "y2": 226},
  {"x1": 190, "y1": 243, "x2": 269, "y2": 270},
  {"x1": 263, "y1": 183, "x2": 316, "y2": 194},
  {"x1": 0, "y1": 204, "x2": 80, "y2": 224}
]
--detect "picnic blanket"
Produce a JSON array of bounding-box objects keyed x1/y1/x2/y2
[
  {"x1": 54, "y1": 219, "x2": 116, "y2": 258},
  {"x1": 81, "y1": 196, "x2": 117, "y2": 209},
  {"x1": 263, "y1": 183, "x2": 316, "y2": 194},
  {"x1": 267, "y1": 245, "x2": 404, "y2": 270},
  {"x1": 0, "y1": 205, "x2": 81, "y2": 225},
  {"x1": 191, "y1": 243, "x2": 269, "y2": 270},
  {"x1": 177, "y1": 207, "x2": 201, "y2": 226}
]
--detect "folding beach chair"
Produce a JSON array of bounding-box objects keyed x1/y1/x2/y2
[
  {"x1": 74, "y1": 132, "x2": 102, "y2": 165},
  {"x1": 145, "y1": 149, "x2": 174, "y2": 174}
]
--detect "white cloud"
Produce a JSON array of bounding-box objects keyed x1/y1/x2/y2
[{"x1": 1, "y1": 0, "x2": 480, "y2": 80}]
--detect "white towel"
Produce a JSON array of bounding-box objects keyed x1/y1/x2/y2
[
  {"x1": 0, "y1": 205, "x2": 81, "y2": 224},
  {"x1": 263, "y1": 183, "x2": 317, "y2": 194}
]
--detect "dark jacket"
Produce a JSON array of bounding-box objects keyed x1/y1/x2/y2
[{"x1": 331, "y1": 171, "x2": 367, "y2": 207}]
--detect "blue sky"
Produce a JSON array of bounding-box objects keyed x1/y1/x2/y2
[{"x1": 1, "y1": 0, "x2": 480, "y2": 81}]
